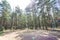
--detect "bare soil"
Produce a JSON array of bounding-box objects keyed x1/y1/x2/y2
[{"x1": 0, "y1": 29, "x2": 60, "y2": 40}]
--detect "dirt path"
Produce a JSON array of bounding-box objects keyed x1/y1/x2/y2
[
  {"x1": 0, "y1": 32, "x2": 18, "y2": 40},
  {"x1": 0, "y1": 30, "x2": 29, "y2": 40},
  {"x1": 0, "y1": 30, "x2": 60, "y2": 40},
  {"x1": 0, "y1": 30, "x2": 26, "y2": 40}
]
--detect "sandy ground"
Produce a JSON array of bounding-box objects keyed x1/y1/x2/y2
[
  {"x1": 0, "y1": 31, "x2": 19, "y2": 40},
  {"x1": 0, "y1": 29, "x2": 31, "y2": 40},
  {"x1": 0, "y1": 30, "x2": 60, "y2": 40},
  {"x1": 0, "y1": 30, "x2": 26, "y2": 40}
]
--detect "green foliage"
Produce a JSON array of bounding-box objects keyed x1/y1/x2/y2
[
  {"x1": 0, "y1": 31, "x2": 4, "y2": 36},
  {"x1": 0, "y1": 26, "x2": 3, "y2": 31},
  {"x1": 0, "y1": 0, "x2": 59, "y2": 30}
]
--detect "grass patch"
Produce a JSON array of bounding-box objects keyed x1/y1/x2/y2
[{"x1": 0, "y1": 31, "x2": 4, "y2": 36}]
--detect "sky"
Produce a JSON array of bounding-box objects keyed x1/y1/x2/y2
[
  {"x1": 55, "y1": 0, "x2": 60, "y2": 9},
  {"x1": 0, "y1": 0, "x2": 60, "y2": 10},
  {"x1": 0, "y1": 0, "x2": 31, "y2": 10}
]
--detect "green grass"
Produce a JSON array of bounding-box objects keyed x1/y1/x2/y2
[{"x1": 0, "y1": 31, "x2": 4, "y2": 36}]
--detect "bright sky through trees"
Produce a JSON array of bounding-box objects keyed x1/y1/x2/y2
[{"x1": 0, "y1": 0, "x2": 31, "y2": 10}]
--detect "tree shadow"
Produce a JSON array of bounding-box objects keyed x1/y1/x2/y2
[{"x1": 15, "y1": 31, "x2": 58, "y2": 40}]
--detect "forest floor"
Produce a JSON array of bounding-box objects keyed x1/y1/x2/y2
[{"x1": 0, "y1": 29, "x2": 60, "y2": 40}]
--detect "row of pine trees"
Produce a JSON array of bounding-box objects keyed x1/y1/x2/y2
[{"x1": 0, "y1": 0, "x2": 60, "y2": 31}]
